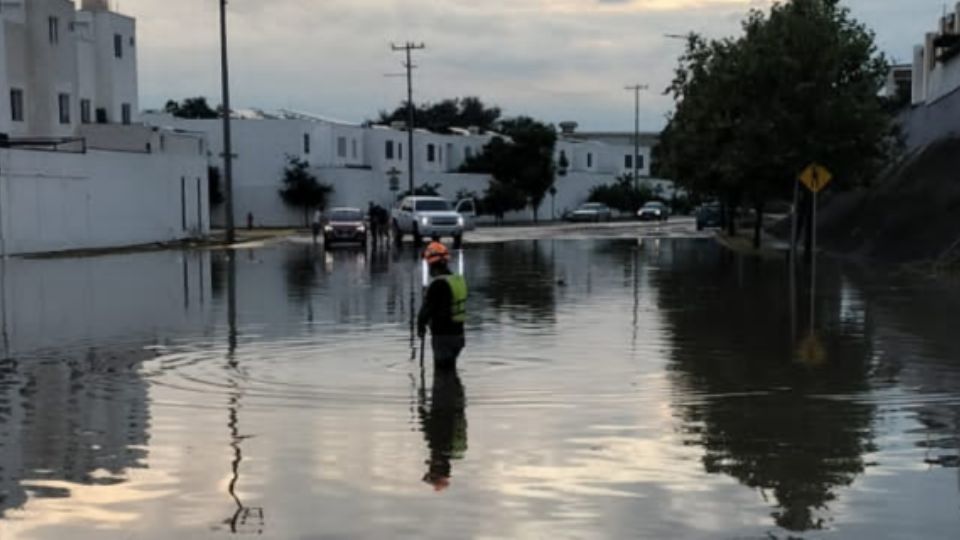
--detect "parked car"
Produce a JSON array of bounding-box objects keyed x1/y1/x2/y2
[
  {"x1": 568, "y1": 202, "x2": 613, "y2": 222},
  {"x1": 638, "y1": 201, "x2": 670, "y2": 222},
  {"x1": 696, "y1": 203, "x2": 722, "y2": 231},
  {"x1": 323, "y1": 207, "x2": 367, "y2": 248},
  {"x1": 391, "y1": 196, "x2": 471, "y2": 247}
]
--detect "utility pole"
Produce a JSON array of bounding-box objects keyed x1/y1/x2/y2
[
  {"x1": 624, "y1": 84, "x2": 648, "y2": 210},
  {"x1": 391, "y1": 42, "x2": 425, "y2": 195},
  {"x1": 220, "y1": 0, "x2": 235, "y2": 244}
]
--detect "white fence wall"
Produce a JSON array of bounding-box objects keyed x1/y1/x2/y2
[{"x1": 0, "y1": 147, "x2": 208, "y2": 255}]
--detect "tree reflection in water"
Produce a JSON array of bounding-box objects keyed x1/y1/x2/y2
[{"x1": 654, "y1": 240, "x2": 876, "y2": 532}]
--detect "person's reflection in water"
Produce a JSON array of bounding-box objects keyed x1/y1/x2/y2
[{"x1": 418, "y1": 368, "x2": 468, "y2": 492}]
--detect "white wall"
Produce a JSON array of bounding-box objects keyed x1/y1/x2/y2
[
  {"x1": 140, "y1": 114, "x2": 661, "y2": 227},
  {"x1": 0, "y1": 144, "x2": 208, "y2": 255}
]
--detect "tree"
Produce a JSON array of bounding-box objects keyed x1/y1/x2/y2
[
  {"x1": 462, "y1": 117, "x2": 558, "y2": 222},
  {"x1": 397, "y1": 183, "x2": 442, "y2": 200},
  {"x1": 376, "y1": 97, "x2": 501, "y2": 134},
  {"x1": 278, "y1": 156, "x2": 334, "y2": 226},
  {"x1": 589, "y1": 175, "x2": 654, "y2": 213},
  {"x1": 164, "y1": 97, "x2": 220, "y2": 119},
  {"x1": 659, "y1": 0, "x2": 899, "y2": 248},
  {"x1": 482, "y1": 180, "x2": 527, "y2": 224}
]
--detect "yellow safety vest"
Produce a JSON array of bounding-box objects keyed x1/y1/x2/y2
[{"x1": 436, "y1": 274, "x2": 467, "y2": 323}]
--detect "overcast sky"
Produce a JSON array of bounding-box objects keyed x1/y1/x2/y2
[{"x1": 122, "y1": 0, "x2": 940, "y2": 131}]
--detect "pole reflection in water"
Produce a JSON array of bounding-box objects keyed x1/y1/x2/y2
[
  {"x1": 222, "y1": 251, "x2": 264, "y2": 534},
  {"x1": 418, "y1": 369, "x2": 468, "y2": 492}
]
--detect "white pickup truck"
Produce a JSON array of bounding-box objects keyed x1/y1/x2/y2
[{"x1": 391, "y1": 196, "x2": 476, "y2": 248}]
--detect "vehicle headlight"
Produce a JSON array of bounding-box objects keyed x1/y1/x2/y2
[
  {"x1": 324, "y1": 226, "x2": 333, "y2": 232},
  {"x1": 421, "y1": 216, "x2": 430, "y2": 226},
  {"x1": 457, "y1": 216, "x2": 465, "y2": 227},
  {"x1": 356, "y1": 226, "x2": 366, "y2": 232}
]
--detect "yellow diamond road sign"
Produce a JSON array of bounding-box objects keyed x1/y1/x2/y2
[{"x1": 799, "y1": 163, "x2": 832, "y2": 193}]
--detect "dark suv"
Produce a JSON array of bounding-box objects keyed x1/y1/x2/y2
[
  {"x1": 323, "y1": 208, "x2": 367, "y2": 248},
  {"x1": 696, "y1": 204, "x2": 722, "y2": 231}
]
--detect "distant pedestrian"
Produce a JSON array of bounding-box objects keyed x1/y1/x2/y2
[
  {"x1": 368, "y1": 202, "x2": 380, "y2": 243},
  {"x1": 376, "y1": 205, "x2": 390, "y2": 243},
  {"x1": 311, "y1": 208, "x2": 323, "y2": 244},
  {"x1": 246, "y1": 212, "x2": 254, "y2": 230}
]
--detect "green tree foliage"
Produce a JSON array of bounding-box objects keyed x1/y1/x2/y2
[
  {"x1": 278, "y1": 156, "x2": 334, "y2": 226},
  {"x1": 397, "y1": 183, "x2": 442, "y2": 200},
  {"x1": 164, "y1": 97, "x2": 220, "y2": 119},
  {"x1": 482, "y1": 180, "x2": 528, "y2": 224},
  {"x1": 377, "y1": 97, "x2": 501, "y2": 134},
  {"x1": 588, "y1": 175, "x2": 654, "y2": 213},
  {"x1": 658, "y1": 0, "x2": 899, "y2": 247},
  {"x1": 462, "y1": 117, "x2": 558, "y2": 222}
]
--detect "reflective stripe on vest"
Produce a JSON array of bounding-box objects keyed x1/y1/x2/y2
[{"x1": 435, "y1": 274, "x2": 467, "y2": 323}]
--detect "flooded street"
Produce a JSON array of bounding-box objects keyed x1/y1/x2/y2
[{"x1": 0, "y1": 229, "x2": 958, "y2": 539}]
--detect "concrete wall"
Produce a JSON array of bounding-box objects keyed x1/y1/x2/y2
[
  {"x1": 899, "y1": 84, "x2": 960, "y2": 151},
  {"x1": 0, "y1": 144, "x2": 209, "y2": 255}
]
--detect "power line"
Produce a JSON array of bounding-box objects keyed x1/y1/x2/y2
[{"x1": 391, "y1": 42, "x2": 425, "y2": 195}]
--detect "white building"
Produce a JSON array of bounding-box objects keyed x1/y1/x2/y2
[
  {"x1": 0, "y1": 0, "x2": 208, "y2": 255},
  {"x1": 143, "y1": 111, "x2": 663, "y2": 226},
  {"x1": 1, "y1": 0, "x2": 138, "y2": 138},
  {"x1": 911, "y1": 3, "x2": 960, "y2": 106}
]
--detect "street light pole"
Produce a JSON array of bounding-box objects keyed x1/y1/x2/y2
[
  {"x1": 220, "y1": 0, "x2": 235, "y2": 244},
  {"x1": 624, "y1": 84, "x2": 648, "y2": 209}
]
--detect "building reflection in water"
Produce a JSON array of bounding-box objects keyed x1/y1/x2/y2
[{"x1": 0, "y1": 250, "x2": 213, "y2": 518}]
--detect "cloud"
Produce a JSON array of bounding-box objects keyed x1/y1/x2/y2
[{"x1": 122, "y1": 0, "x2": 938, "y2": 130}]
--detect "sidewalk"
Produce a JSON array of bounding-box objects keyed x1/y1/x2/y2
[{"x1": 715, "y1": 231, "x2": 792, "y2": 259}]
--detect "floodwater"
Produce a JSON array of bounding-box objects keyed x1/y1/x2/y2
[{"x1": 0, "y1": 229, "x2": 958, "y2": 539}]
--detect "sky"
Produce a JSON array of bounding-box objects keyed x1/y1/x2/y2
[{"x1": 120, "y1": 0, "x2": 944, "y2": 131}]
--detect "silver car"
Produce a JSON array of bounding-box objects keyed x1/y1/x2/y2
[
  {"x1": 569, "y1": 203, "x2": 613, "y2": 222},
  {"x1": 637, "y1": 201, "x2": 670, "y2": 222}
]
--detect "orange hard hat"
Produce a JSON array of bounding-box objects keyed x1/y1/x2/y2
[{"x1": 423, "y1": 242, "x2": 450, "y2": 265}]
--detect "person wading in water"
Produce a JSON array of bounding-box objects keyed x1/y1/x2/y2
[{"x1": 417, "y1": 242, "x2": 467, "y2": 370}]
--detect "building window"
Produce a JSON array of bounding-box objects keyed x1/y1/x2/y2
[
  {"x1": 385, "y1": 140, "x2": 394, "y2": 160},
  {"x1": 303, "y1": 134, "x2": 311, "y2": 154},
  {"x1": 80, "y1": 99, "x2": 92, "y2": 124},
  {"x1": 49, "y1": 17, "x2": 59, "y2": 44},
  {"x1": 427, "y1": 144, "x2": 436, "y2": 163},
  {"x1": 637, "y1": 155, "x2": 645, "y2": 169},
  {"x1": 351, "y1": 139, "x2": 358, "y2": 158},
  {"x1": 398, "y1": 142, "x2": 403, "y2": 161},
  {"x1": 114, "y1": 34, "x2": 123, "y2": 58},
  {"x1": 96, "y1": 107, "x2": 108, "y2": 124},
  {"x1": 624, "y1": 155, "x2": 633, "y2": 169},
  {"x1": 587, "y1": 153, "x2": 593, "y2": 168},
  {"x1": 10, "y1": 89, "x2": 24, "y2": 122},
  {"x1": 337, "y1": 136, "x2": 347, "y2": 158},
  {"x1": 465, "y1": 146, "x2": 473, "y2": 159},
  {"x1": 58, "y1": 93, "x2": 71, "y2": 124},
  {"x1": 121, "y1": 103, "x2": 131, "y2": 125}
]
